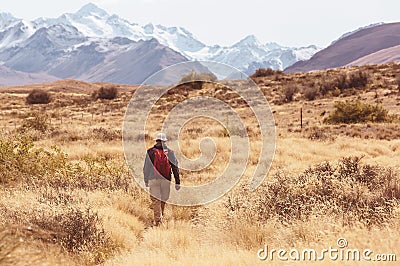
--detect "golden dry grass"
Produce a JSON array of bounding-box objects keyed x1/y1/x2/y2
[{"x1": 1, "y1": 64, "x2": 400, "y2": 265}]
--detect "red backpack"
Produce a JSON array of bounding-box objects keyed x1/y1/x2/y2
[{"x1": 153, "y1": 148, "x2": 171, "y2": 178}]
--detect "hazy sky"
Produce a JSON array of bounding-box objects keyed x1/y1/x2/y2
[{"x1": 1, "y1": 0, "x2": 399, "y2": 47}]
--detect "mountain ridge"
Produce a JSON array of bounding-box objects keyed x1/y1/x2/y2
[{"x1": 0, "y1": 2, "x2": 320, "y2": 86}]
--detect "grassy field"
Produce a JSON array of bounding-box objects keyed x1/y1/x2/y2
[{"x1": 1, "y1": 63, "x2": 400, "y2": 265}]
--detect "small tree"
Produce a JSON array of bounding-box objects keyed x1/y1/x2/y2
[{"x1": 26, "y1": 89, "x2": 51, "y2": 104}]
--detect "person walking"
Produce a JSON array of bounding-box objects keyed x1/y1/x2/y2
[{"x1": 143, "y1": 132, "x2": 181, "y2": 226}]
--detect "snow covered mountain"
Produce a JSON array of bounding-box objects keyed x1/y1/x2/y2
[
  {"x1": 31, "y1": 3, "x2": 319, "y2": 73},
  {"x1": 0, "y1": 3, "x2": 320, "y2": 85}
]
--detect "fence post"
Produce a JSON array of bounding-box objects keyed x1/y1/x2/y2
[{"x1": 300, "y1": 107, "x2": 303, "y2": 129}]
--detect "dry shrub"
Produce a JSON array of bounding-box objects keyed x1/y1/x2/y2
[
  {"x1": 31, "y1": 208, "x2": 111, "y2": 253},
  {"x1": 226, "y1": 156, "x2": 400, "y2": 226},
  {"x1": 19, "y1": 111, "x2": 50, "y2": 133},
  {"x1": 250, "y1": 68, "x2": 283, "y2": 78},
  {"x1": 0, "y1": 230, "x2": 19, "y2": 265},
  {"x1": 179, "y1": 71, "x2": 217, "y2": 83},
  {"x1": 179, "y1": 71, "x2": 217, "y2": 90},
  {"x1": 92, "y1": 87, "x2": 118, "y2": 100},
  {"x1": 2, "y1": 206, "x2": 115, "y2": 265},
  {"x1": 304, "y1": 87, "x2": 319, "y2": 101},
  {"x1": 305, "y1": 126, "x2": 335, "y2": 141},
  {"x1": 92, "y1": 127, "x2": 121, "y2": 141},
  {"x1": 319, "y1": 71, "x2": 369, "y2": 97},
  {"x1": 347, "y1": 70, "x2": 369, "y2": 88},
  {"x1": 284, "y1": 85, "x2": 298, "y2": 102},
  {"x1": 26, "y1": 89, "x2": 51, "y2": 105},
  {"x1": 395, "y1": 74, "x2": 400, "y2": 93}
]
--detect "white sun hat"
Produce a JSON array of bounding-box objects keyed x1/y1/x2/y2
[{"x1": 154, "y1": 132, "x2": 168, "y2": 141}]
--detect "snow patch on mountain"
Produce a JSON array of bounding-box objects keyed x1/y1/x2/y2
[{"x1": 0, "y1": 20, "x2": 36, "y2": 50}]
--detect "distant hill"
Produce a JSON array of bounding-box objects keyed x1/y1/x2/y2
[
  {"x1": 285, "y1": 22, "x2": 400, "y2": 73},
  {"x1": 346, "y1": 45, "x2": 400, "y2": 67},
  {"x1": 0, "y1": 65, "x2": 57, "y2": 86}
]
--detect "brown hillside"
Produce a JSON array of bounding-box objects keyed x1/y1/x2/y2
[
  {"x1": 347, "y1": 45, "x2": 400, "y2": 67},
  {"x1": 285, "y1": 22, "x2": 400, "y2": 73}
]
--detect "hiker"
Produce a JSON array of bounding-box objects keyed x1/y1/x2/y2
[{"x1": 143, "y1": 132, "x2": 180, "y2": 226}]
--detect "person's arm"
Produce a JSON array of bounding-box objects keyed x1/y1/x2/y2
[
  {"x1": 143, "y1": 149, "x2": 153, "y2": 187},
  {"x1": 168, "y1": 150, "x2": 180, "y2": 185}
]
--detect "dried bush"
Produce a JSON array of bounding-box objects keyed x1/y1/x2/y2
[
  {"x1": 226, "y1": 156, "x2": 400, "y2": 226},
  {"x1": 305, "y1": 126, "x2": 335, "y2": 141},
  {"x1": 347, "y1": 70, "x2": 369, "y2": 88},
  {"x1": 319, "y1": 71, "x2": 369, "y2": 96},
  {"x1": 324, "y1": 100, "x2": 394, "y2": 124},
  {"x1": 26, "y1": 89, "x2": 51, "y2": 105},
  {"x1": 92, "y1": 127, "x2": 121, "y2": 141},
  {"x1": 396, "y1": 75, "x2": 400, "y2": 92},
  {"x1": 92, "y1": 87, "x2": 118, "y2": 100},
  {"x1": 19, "y1": 111, "x2": 50, "y2": 133},
  {"x1": 0, "y1": 230, "x2": 19, "y2": 265},
  {"x1": 304, "y1": 87, "x2": 319, "y2": 100},
  {"x1": 31, "y1": 207, "x2": 110, "y2": 253},
  {"x1": 284, "y1": 85, "x2": 298, "y2": 102},
  {"x1": 1, "y1": 206, "x2": 115, "y2": 264},
  {"x1": 250, "y1": 68, "x2": 283, "y2": 78},
  {"x1": 179, "y1": 71, "x2": 217, "y2": 83},
  {"x1": 179, "y1": 71, "x2": 217, "y2": 90}
]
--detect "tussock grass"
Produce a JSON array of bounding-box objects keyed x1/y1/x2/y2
[
  {"x1": 226, "y1": 156, "x2": 400, "y2": 226},
  {"x1": 1, "y1": 63, "x2": 400, "y2": 265}
]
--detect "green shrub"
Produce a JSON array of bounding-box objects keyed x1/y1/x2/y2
[
  {"x1": 0, "y1": 133, "x2": 68, "y2": 184},
  {"x1": 324, "y1": 100, "x2": 393, "y2": 124},
  {"x1": 26, "y1": 89, "x2": 51, "y2": 104},
  {"x1": 0, "y1": 133, "x2": 130, "y2": 190}
]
